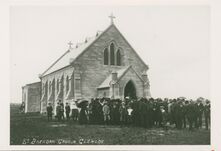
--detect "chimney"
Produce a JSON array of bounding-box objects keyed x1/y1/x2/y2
[{"x1": 111, "y1": 70, "x2": 118, "y2": 81}]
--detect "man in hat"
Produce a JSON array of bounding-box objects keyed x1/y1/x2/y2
[
  {"x1": 102, "y1": 102, "x2": 110, "y2": 125},
  {"x1": 167, "y1": 99, "x2": 173, "y2": 125},
  {"x1": 186, "y1": 100, "x2": 197, "y2": 130},
  {"x1": 46, "y1": 103, "x2": 53, "y2": 121},
  {"x1": 139, "y1": 98, "x2": 148, "y2": 128},
  {"x1": 71, "y1": 101, "x2": 79, "y2": 121},
  {"x1": 133, "y1": 98, "x2": 141, "y2": 126},
  {"x1": 182, "y1": 100, "x2": 189, "y2": 128},
  {"x1": 60, "y1": 102, "x2": 65, "y2": 121},
  {"x1": 78, "y1": 101, "x2": 88, "y2": 125},
  {"x1": 174, "y1": 99, "x2": 183, "y2": 129},
  {"x1": 65, "y1": 102, "x2": 71, "y2": 121},
  {"x1": 111, "y1": 102, "x2": 120, "y2": 125},
  {"x1": 204, "y1": 99, "x2": 210, "y2": 130},
  {"x1": 161, "y1": 105, "x2": 169, "y2": 130},
  {"x1": 56, "y1": 102, "x2": 61, "y2": 121},
  {"x1": 119, "y1": 102, "x2": 128, "y2": 126},
  {"x1": 196, "y1": 98, "x2": 204, "y2": 128}
]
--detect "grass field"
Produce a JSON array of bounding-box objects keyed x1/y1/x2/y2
[{"x1": 10, "y1": 104, "x2": 210, "y2": 145}]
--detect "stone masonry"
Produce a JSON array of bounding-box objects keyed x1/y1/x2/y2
[{"x1": 23, "y1": 20, "x2": 151, "y2": 113}]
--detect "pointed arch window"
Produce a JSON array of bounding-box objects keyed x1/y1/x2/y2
[
  {"x1": 45, "y1": 81, "x2": 48, "y2": 98},
  {"x1": 42, "y1": 83, "x2": 45, "y2": 94},
  {"x1": 66, "y1": 76, "x2": 69, "y2": 93},
  {"x1": 110, "y1": 43, "x2": 115, "y2": 65},
  {"x1": 116, "y1": 49, "x2": 121, "y2": 66},
  {"x1": 57, "y1": 79, "x2": 59, "y2": 93},
  {"x1": 49, "y1": 81, "x2": 52, "y2": 94},
  {"x1": 104, "y1": 48, "x2": 108, "y2": 65}
]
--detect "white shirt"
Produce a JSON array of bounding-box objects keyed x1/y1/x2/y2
[{"x1": 127, "y1": 108, "x2": 133, "y2": 116}]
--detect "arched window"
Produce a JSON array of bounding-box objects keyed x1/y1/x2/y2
[
  {"x1": 42, "y1": 83, "x2": 45, "y2": 93},
  {"x1": 104, "y1": 48, "x2": 108, "y2": 65},
  {"x1": 45, "y1": 81, "x2": 48, "y2": 98},
  {"x1": 66, "y1": 76, "x2": 69, "y2": 93},
  {"x1": 116, "y1": 49, "x2": 121, "y2": 66},
  {"x1": 110, "y1": 43, "x2": 115, "y2": 65},
  {"x1": 57, "y1": 79, "x2": 59, "y2": 92},
  {"x1": 49, "y1": 81, "x2": 52, "y2": 93}
]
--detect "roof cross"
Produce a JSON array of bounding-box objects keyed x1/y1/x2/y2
[
  {"x1": 68, "y1": 41, "x2": 73, "y2": 50},
  {"x1": 109, "y1": 13, "x2": 116, "y2": 24}
]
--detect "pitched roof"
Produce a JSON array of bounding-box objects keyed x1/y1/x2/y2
[
  {"x1": 41, "y1": 36, "x2": 99, "y2": 77},
  {"x1": 97, "y1": 66, "x2": 144, "y2": 89},
  {"x1": 40, "y1": 27, "x2": 109, "y2": 77},
  {"x1": 97, "y1": 66, "x2": 130, "y2": 89},
  {"x1": 40, "y1": 23, "x2": 149, "y2": 77}
]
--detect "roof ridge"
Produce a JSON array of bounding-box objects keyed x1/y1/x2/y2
[
  {"x1": 69, "y1": 24, "x2": 113, "y2": 65},
  {"x1": 97, "y1": 66, "x2": 130, "y2": 89},
  {"x1": 40, "y1": 25, "x2": 111, "y2": 77},
  {"x1": 111, "y1": 25, "x2": 149, "y2": 70},
  {"x1": 117, "y1": 65, "x2": 132, "y2": 82},
  {"x1": 40, "y1": 49, "x2": 70, "y2": 78},
  {"x1": 40, "y1": 23, "x2": 146, "y2": 78},
  {"x1": 117, "y1": 66, "x2": 144, "y2": 83}
]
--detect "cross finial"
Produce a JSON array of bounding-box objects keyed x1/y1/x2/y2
[
  {"x1": 109, "y1": 13, "x2": 116, "y2": 24},
  {"x1": 68, "y1": 41, "x2": 73, "y2": 50}
]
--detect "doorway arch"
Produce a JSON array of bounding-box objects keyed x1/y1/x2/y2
[{"x1": 124, "y1": 80, "x2": 136, "y2": 99}]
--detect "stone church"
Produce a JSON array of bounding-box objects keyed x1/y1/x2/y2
[{"x1": 22, "y1": 15, "x2": 151, "y2": 113}]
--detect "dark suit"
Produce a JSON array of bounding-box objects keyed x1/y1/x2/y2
[
  {"x1": 196, "y1": 103, "x2": 204, "y2": 128},
  {"x1": 47, "y1": 106, "x2": 53, "y2": 121},
  {"x1": 204, "y1": 103, "x2": 210, "y2": 130},
  {"x1": 186, "y1": 103, "x2": 197, "y2": 130},
  {"x1": 65, "y1": 105, "x2": 71, "y2": 120}
]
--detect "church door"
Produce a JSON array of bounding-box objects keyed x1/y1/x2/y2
[{"x1": 124, "y1": 80, "x2": 136, "y2": 99}]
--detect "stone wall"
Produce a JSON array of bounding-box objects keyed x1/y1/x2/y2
[
  {"x1": 40, "y1": 66, "x2": 74, "y2": 113},
  {"x1": 97, "y1": 88, "x2": 110, "y2": 98},
  {"x1": 73, "y1": 24, "x2": 150, "y2": 100},
  {"x1": 22, "y1": 82, "x2": 41, "y2": 113},
  {"x1": 118, "y1": 68, "x2": 144, "y2": 99},
  {"x1": 39, "y1": 24, "x2": 150, "y2": 113}
]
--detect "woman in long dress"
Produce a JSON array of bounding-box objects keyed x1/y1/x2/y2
[{"x1": 79, "y1": 103, "x2": 88, "y2": 125}]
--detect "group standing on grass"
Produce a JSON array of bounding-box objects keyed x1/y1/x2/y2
[
  {"x1": 47, "y1": 100, "x2": 71, "y2": 122},
  {"x1": 46, "y1": 97, "x2": 210, "y2": 130}
]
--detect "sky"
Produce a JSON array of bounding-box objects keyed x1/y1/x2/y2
[{"x1": 10, "y1": 5, "x2": 210, "y2": 103}]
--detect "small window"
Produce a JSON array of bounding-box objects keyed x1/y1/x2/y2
[
  {"x1": 110, "y1": 43, "x2": 115, "y2": 65},
  {"x1": 104, "y1": 48, "x2": 108, "y2": 65}
]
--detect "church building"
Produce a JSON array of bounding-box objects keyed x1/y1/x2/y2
[{"x1": 22, "y1": 14, "x2": 151, "y2": 113}]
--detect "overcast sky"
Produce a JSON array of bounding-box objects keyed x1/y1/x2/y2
[{"x1": 10, "y1": 5, "x2": 210, "y2": 102}]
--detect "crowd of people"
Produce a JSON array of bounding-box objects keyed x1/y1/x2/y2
[{"x1": 46, "y1": 97, "x2": 210, "y2": 130}]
